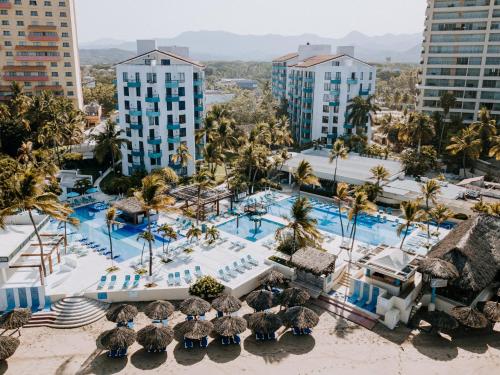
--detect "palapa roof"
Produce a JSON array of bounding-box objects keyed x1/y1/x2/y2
[
  {"x1": 213, "y1": 316, "x2": 247, "y2": 336},
  {"x1": 450, "y1": 306, "x2": 489, "y2": 329},
  {"x1": 99, "y1": 327, "x2": 136, "y2": 350},
  {"x1": 482, "y1": 301, "x2": 500, "y2": 323},
  {"x1": 211, "y1": 295, "x2": 242, "y2": 314},
  {"x1": 280, "y1": 287, "x2": 310, "y2": 307},
  {"x1": 282, "y1": 306, "x2": 319, "y2": 329},
  {"x1": 179, "y1": 297, "x2": 211, "y2": 316},
  {"x1": 144, "y1": 300, "x2": 175, "y2": 320},
  {"x1": 137, "y1": 325, "x2": 174, "y2": 350},
  {"x1": 417, "y1": 258, "x2": 459, "y2": 280},
  {"x1": 0, "y1": 308, "x2": 32, "y2": 330},
  {"x1": 113, "y1": 197, "x2": 145, "y2": 215},
  {"x1": 106, "y1": 304, "x2": 138, "y2": 323},
  {"x1": 260, "y1": 270, "x2": 287, "y2": 287},
  {"x1": 272, "y1": 52, "x2": 299, "y2": 63},
  {"x1": 292, "y1": 247, "x2": 336, "y2": 276},
  {"x1": 177, "y1": 320, "x2": 213, "y2": 340},
  {"x1": 246, "y1": 290, "x2": 276, "y2": 311},
  {"x1": 247, "y1": 312, "x2": 282, "y2": 334},
  {"x1": 0, "y1": 336, "x2": 20, "y2": 361},
  {"x1": 428, "y1": 215, "x2": 500, "y2": 292}
]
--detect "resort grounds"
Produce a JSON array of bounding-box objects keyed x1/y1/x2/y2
[{"x1": 3, "y1": 300, "x2": 499, "y2": 375}]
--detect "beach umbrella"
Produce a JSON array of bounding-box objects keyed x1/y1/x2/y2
[
  {"x1": 422, "y1": 310, "x2": 459, "y2": 331},
  {"x1": 260, "y1": 270, "x2": 286, "y2": 287},
  {"x1": 85, "y1": 187, "x2": 99, "y2": 194},
  {"x1": 106, "y1": 304, "x2": 138, "y2": 324},
  {"x1": 0, "y1": 336, "x2": 20, "y2": 361},
  {"x1": 280, "y1": 287, "x2": 310, "y2": 307},
  {"x1": 482, "y1": 301, "x2": 500, "y2": 323},
  {"x1": 213, "y1": 316, "x2": 247, "y2": 337},
  {"x1": 450, "y1": 306, "x2": 489, "y2": 329},
  {"x1": 247, "y1": 312, "x2": 282, "y2": 334},
  {"x1": 99, "y1": 326, "x2": 136, "y2": 351},
  {"x1": 0, "y1": 308, "x2": 32, "y2": 330},
  {"x1": 178, "y1": 320, "x2": 213, "y2": 340},
  {"x1": 417, "y1": 258, "x2": 459, "y2": 280},
  {"x1": 282, "y1": 306, "x2": 319, "y2": 329},
  {"x1": 66, "y1": 191, "x2": 80, "y2": 198},
  {"x1": 211, "y1": 295, "x2": 242, "y2": 314},
  {"x1": 246, "y1": 290, "x2": 276, "y2": 311},
  {"x1": 137, "y1": 324, "x2": 174, "y2": 351},
  {"x1": 144, "y1": 300, "x2": 175, "y2": 320},
  {"x1": 179, "y1": 297, "x2": 211, "y2": 316}
]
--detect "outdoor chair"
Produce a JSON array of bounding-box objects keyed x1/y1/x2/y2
[
  {"x1": 247, "y1": 255, "x2": 259, "y2": 266},
  {"x1": 97, "y1": 275, "x2": 107, "y2": 289},
  {"x1": 132, "y1": 274, "x2": 141, "y2": 288},
  {"x1": 218, "y1": 269, "x2": 229, "y2": 282},
  {"x1": 108, "y1": 275, "x2": 117, "y2": 290},
  {"x1": 122, "y1": 275, "x2": 131, "y2": 289},
  {"x1": 225, "y1": 266, "x2": 236, "y2": 278},
  {"x1": 240, "y1": 258, "x2": 252, "y2": 269},
  {"x1": 200, "y1": 336, "x2": 208, "y2": 348},
  {"x1": 194, "y1": 265, "x2": 202, "y2": 278},
  {"x1": 174, "y1": 272, "x2": 181, "y2": 285},
  {"x1": 184, "y1": 338, "x2": 194, "y2": 349},
  {"x1": 184, "y1": 270, "x2": 192, "y2": 284},
  {"x1": 167, "y1": 273, "x2": 175, "y2": 286},
  {"x1": 232, "y1": 261, "x2": 245, "y2": 273},
  {"x1": 364, "y1": 287, "x2": 380, "y2": 313}
]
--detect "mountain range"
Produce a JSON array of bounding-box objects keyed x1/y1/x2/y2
[{"x1": 79, "y1": 30, "x2": 422, "y2": 65}]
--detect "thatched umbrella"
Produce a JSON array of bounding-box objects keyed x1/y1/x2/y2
[
  {"x1": 450, "y1": 306, "x2": 489, "y2": 329},
  {"x1": 0, "y1": 336, "x2": 20, "y2": 361},
  {"x1": 211, "y1": 295, "x2": 242, "y2": 314},
  {"x1": 280, "y1": 287, "x2": 310, "y2": 307},
  {"x1": 144, "y1": 300, "x2": 175, "y2": 320},
  {"x1": 179, "y1": 297, "x2": 211, "y2": 316},
  {"x1": 178, "y1": 320, "x2": 213, "y2": 340},
  {"x1": 260, "y1": 270, "x2": 286, "y2": 287},
  {"x1": 417, "y1": 258, "x2": 459, "y2": 280},
  {"x1": 213, "y1": 316, "x2": 247, "y2": 337},
  {"x1": 422, "y1": 310, "x2": 459, "y2": 331},
  {"x1": 99, "y1": 327, "x2": 136, "y2": 351},
  {"x1": 282, "y1": 306, "x2": 319, "y2": 329},
  {"x1": 137, "y1": 324, "x2": 174, "y2": 352},
  {"x1": 106, "y1": 304, "x2": 138, "y2": 324},
  {"x1": 0, "y1": 308, "x2": 32, "y2": 330},
  {"x1": 247, "y1": 312, "x2": 282, "y2": 334},
  {"x1": 482, "y1": 301, "x2": 500, "y2": 323},
  {"x1": 246, "y1": 290, "x2": 275, "y2": 311}
]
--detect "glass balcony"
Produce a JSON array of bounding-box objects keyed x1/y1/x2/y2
[
  {"x1": 344, "y1": 123, "x2": 354, "y2": 129},
  {"x1": 167, "y1": 123, "x2": 181, "y2": 130},
  {"x1": 126, "y1": 80, "x2": 141, "y2": 88},
  {"x1": 147, "y1": 137, "x2": 162, "y2": 145},
  {"x1": 131, "y1": 149, "x2": 144, "y2": 157},
  {"x1": 194, "y1": 93, "x2": 203, "y2": 99},
  {"x1": 130, "y1": 123, "x2": 143, "y2": 130},
  {"x1": 359, "y1": 89, "x2": 370, "y2": 96},
  {"x1": 167, "y1": 136, "x2": 181, "y2": 144},
  {"x1": 303, "y1": 87, "x2": 313, "y2": 93},
  {"x1": 347, "y1": 78, "x2": 358, "y2": 85},
  {"x1": 304, "y1": 77, "x2": 314, "y2": 83},
  {"x1": 304, "y1": 97, "x2": 313, "y2": 104},
  {"x1": 327, "y1": 133, "x2": 336, "y2": 139},
  {"x1": 303, "y1": 108, "x2": 312, "y2": 114},
  {"x1": 330, "y1": 89, "x2": 340, "y2": 96},
  {"x1": 195, "y1": 105, "x2": 204, "y2": 112},
  {"x1": 329, "y1": 101, "x2": 340, "y2": 107},
  {"x1": 166, "y1": 95, "x2": 179, "y2": 102},
  {"x1": 193, "y1": 79, "x2": 203, "y2": 86},
  {"x1": 165, "y1": 80, "x2": 179, "y2": 88},
  {"x1": 146, "y1": 110, "x2": 160, "y2": 117},
  {"x1": 148, "y1": 151, "x2": 163, "y2": 159},
  {"x1": 330, "y1": 79, "x2": 341, "y2": 84},
  {"x1": 145, "y1": 95, "x2": 160, "y2": 103},
  {"x1": 129, "y1": 108, "x2": 142, "y2": 116}
]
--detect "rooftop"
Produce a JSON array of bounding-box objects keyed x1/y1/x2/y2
[
  {"x1": 383, "y1": 178, "x2": 466, "y2": 201},
  {"x1": 292, "y1": 247, "x2": 337, "y2": 276},
  {"x1": 272, "y1": 52, "x2": 299, "y2": 63}
]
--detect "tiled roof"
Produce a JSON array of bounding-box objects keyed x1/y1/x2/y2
[
  {"x1": 272, "y1": 52, "x2": 299, "y2": 63},
  {"x1": 116, "y1": 49, "x2": 205, "y2": 68},
  {"x1": 294, "y1": 54, "x2": 345, "y2": 68}
]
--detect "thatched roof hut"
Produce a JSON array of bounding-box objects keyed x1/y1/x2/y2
[
  {"x1": 417, "y1": 258, "x2": 459, "y2": 280},
  {"x1": 450, "y1": 306, "x2": 489, "y2": 329},
  {"x1": 213, "y1": 316, "x2": 247, "y2": 337},
  {"x1": 0, "y1": 336, "x2": 20, "y2": 361},
  {"x1": 0, "y1": 308, "x2": 32, "y2": 330},
  {"x1": 144, "y1": 300, "x2": 175, "y2": 320},
  {"x1": 428, "y1": 215, "x2": 500, "y2": 300},
  {"x1": 211, "y1": 295, "x2": 242, "y2": 314},
  {"x1": 99, "y1": 327, "x2": 136, "y2": 351},
  {"x1": 260, "y1": 270, "x2": 286, "y2": 287},
  {"x1": 246, "y1": 290, "x2": 276, "y2": 311},
  {"x1": 106, "y1": 304, "x2": 138, "y2": 324},
  {"x1": 482, "y1": 301, "x2": 500, "y2": 323},
  {"x1": 113, "y1": 197, "x2": 146, "y2": 224},
  {"x1": 280, "y1": 287, "x2": 310, "y2": 307},
  {"x1": 177, "y1": 320, "x2": 213, "y2": 340},
  {"x1": 179, "y1": 297, "x2": 211, "y2": 316},
  {"x1": 247, "y1": 312, "x2": 282, "y2": 334},
  {"x1": 291, "y1": 247, "x2": 336, "y2": 276},
  {"x1": 282, "y1": 306, "x2": 319, "y2": 329},
  {"x1": 137, "y1": 325, "x2": 174, "y2": 351},
  {"x1": 420, "y1": 310, "x2": 459, "y2": 331}
]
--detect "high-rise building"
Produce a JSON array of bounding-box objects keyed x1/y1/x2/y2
[
  {"x1": 418, "y1": 0, "x2": 500, "y2": 123},
  {"x1": 0, "y1": 0, "x2": 83, "y2": 108},
  {"x1": 115, "y1": 42, "x2": 205, "y2": 177},
  {"x1": 272, "y1": 45, "x2": 376, "y2": 147}
]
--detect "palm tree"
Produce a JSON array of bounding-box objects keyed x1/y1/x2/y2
[
  {"x1": 134, "y1": 175, "x2": 176, "y2": 278},
  {"x1": 346, "y1": 95, "x2": 380, "y2": 136},
  {"x1": 420, "y1": 179, "x2": 441, "y2": 244},
  {"x1": 293, "y1": 160, "x2": 320, "y2": 196},
  {"x1": 429, "y1": 204, "x2": 453, "y2": 237},
  {"x1": 158, "y1": 224, "x2": 177, "y2": 255},
  {"x1": 136, "y1": 231, "x2": 155, "y2": 267},
  {"x1": 400, "y1": 112, "x2": 435, "y2": 154},
  {"x1": 438, "y1": 92, "x2": 456, "y2": 154},
  {"x1": 105, "y1": 207, "x2": 120, "y2": 270},
  {"x1": 91, "y1": 119, "x2": 128, "y2": 172},
  {"x1": 213, "y1": 118, "x2": 238, "y2": 185},
  {"x1": 489, "y1": 135, "x2": 500, "y2": 160},
  {"x1": 347, "y1": 191, "x2": 376, "y2": 253},
  {"x1": 205, "y1": 226, "x2": 220, "y2": 244},
  {"x1": 191, "y1": 168, "x2": 213, "y2": 225},
  {"x1": 275, "y1": 197, "x2": 322, "y2": 260},
  {"x1": 59, "y1": 204, "x2": 79, "y2": 255},
  {"x1": 186, "y1": 226, "x2": 202, "y2": 243},
  {"x1": 446, "y1": 126, "x2": 482, "y2": 178},
  {"x1": 397, "y1": 200, "x2": 426, "y2": 250},
  {"x1": 171, "y1": 143, "x2": 193, "y2": 169},
  {"x1": 329, "y1": 139, "x2": 349, "y2": 190},
  {"x1": 370, "y1": 165, "x2": 390, "y2": 201},
  {"x1": 333, "y1": 182, "x2": 350, "y2": 239},
  {"x1": 471, "y1": 108, "x2": 497, "y2": 157}
]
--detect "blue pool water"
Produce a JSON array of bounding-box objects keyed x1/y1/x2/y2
[{"x1": 218, "y1": 216, "x2": 283, "y2": 242}]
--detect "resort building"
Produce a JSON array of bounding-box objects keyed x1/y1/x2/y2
[
  {"x1": 0, "y1": 0, "x2": 83, "y2": 108},
  {"x1": 271, "y1": 52, "x2": 298, "y2": 101},
  {"x1": 115, "y1": 41, "x2": 205, "y2": 177},
  {"x1": 417, "y1": 0, "x2": 500, "y2": 123}
]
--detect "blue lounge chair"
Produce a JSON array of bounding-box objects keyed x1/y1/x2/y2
[
  {"x1": 194, "y1": 265, "x2": 202, "y2": 278},
  {"x1": 218, "y1": 269, "x2": 229, "y2": 282},
  {"x1": 97, "y1": 276, "x2": 107, "y2": 290},
  {"x1": 240, "y1": 258, "x2": 252, "y2": 269},
  {"x1": 221, "y1": 336, "x2": 230, "y2": 345},
  {"x1": 122, "y1": 275, "x2": 131, "y2": 289},
  {"x1": 127, "y1": 319, "x2": 135, "y2": 329},
  {"x1": 364, "y1": 287, "x2": 380, "y2": 312},
  {"x1": 267, "y1": 332, "x2": 276, "y2": 340},
  {"x1": 232, "y1": 334, "x2": 241, "y2": 345},
  {"x1": 292, "y1": 327, "x2": 301, "y2": 335},
  {"x1": 233, "y1": 261, "x2": 245, "y2": 273},
  {"x1": 255, "y1": 332, "x2": 265, "y2": 341},
  {"x1": 247, "y1": 254, "x2": 259, "y2": 266},
  {"x1": 225, "y1": 266, "x2": 236, "y2": 278},
  {"x1": 200, "y1": 336, "x2": 208, "y2": 348},
  {"x1": 108, "y1": 275, "x2": 117, "y2": 289},
  {"x1": 303, "y1": 328, "x2": 312, "y2": 335},
  {"x1": 167, "y1": 273, "x2": 174, "y2": 286},
  {"x1": 216, "y1": 310, "x2": 224, "y2": 318},
  {"x1": 186, "y1": 315, "x2": 194, "y2": 321},
  {"x1": 356, "y1": 282, "x2": 371, "y2": 307},
  {"x1": 184, "y1": 338, "x2": 194, "y2": 349},
  {"x1": 184, "y1": 270, "x2": 192, "y2": 284},
  {"x1": 132, "y1": 274, "x2": 140, "y2": 288},
  {"x1": 347, "y1": 279, "x2": 361, "y2": 304},
  {"x1": 174, "y1": 272, "x2": 181, "y2": 285}
]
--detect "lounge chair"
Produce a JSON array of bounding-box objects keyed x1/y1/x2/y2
[
  {"x1": 216, "y1": 311, "x2": 224, "y2": 318},
  {"x1": 240, "y1": 258, "x2": 252, "y2": 269},
  {"x1": 174, "y1": 272, "x2": 181, "y2": 285},
  {"x1": 97, "y1": 276, "x2": 107, "y2": 289},
  {"x1": 364, "y1": 287, "x2": 380, "y2": 312},
  {"x1": 167, "y1": 273, "x2": 175, "y2": 286},
  {"x1": 347, "y1": 279, "x2": 361, "y2": 304},
  {"x1": 184, "y1": 338, "x2": 194, "y2": 349},
  {"x1": 194, "y1": 265, "x2": 202, "y2": 278},
  {"x1": 200, "y1": 336, "x2": 208, "y2": 348},
  {"x1": 218, "y1": 269, "x2": 229, "y2": 282},
  {"x1": 232, "y1": 334, "x2": 241, "y2": 344},
  {"x1": 247, "y1": 255, "x2": 259, "y2": 266},
  {"x1": 122, "y1": 275, "x2": 131, "y2": 289},
  {"x1": 233, "y1": 261, "x2": 245, "y2": 273},
  {"x1": 108, "y1": 275, "x2": 117, "y2": 289},
  {"x1": 356, "y1": 282, "x2": 371, "y2": 307},
  {"x1": 132, "y1": 274, "x2": 140, "y2": 288},
  {"x1": 221, "y1": 336, "x2": 231, "y2": 345},
  {"x1": 184, "y1": 270, "x2": 192, "y2": 284},
  {"x1": 255, "y1": 332, "x2": 265, "y2": 341},
  {"x1": 225, "y1": 265, "x2": 236, "y2": 278}
]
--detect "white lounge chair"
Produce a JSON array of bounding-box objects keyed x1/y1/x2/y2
[{"x1": 247, "y1": 255, "x2": 259, "y2": 266}]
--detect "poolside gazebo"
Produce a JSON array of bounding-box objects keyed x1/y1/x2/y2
[
  {"x1": 179, "y1": 297, "x2": 211, "y2": 319},
  {"x1": 291, "y1": 247, "x2": 337, "y2": 296},
  {"x1": 247, "y1": 312, "x2": 282, "y2": 341},
  {"x1": 170, "y1": 185, "x2": 233, "y2": 220},
  {"x1": 211, "y1": 295, "x2": 242, "y2": 317},
  {"x1": 113, "y1": 197, "x2": 147, "y2": 225}
]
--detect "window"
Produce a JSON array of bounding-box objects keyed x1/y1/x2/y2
[
  {"x1": 179, "y1": 115, "x2": 186, "y2": 124},
  {"x1": 322, "y1": 116, "x2": 329, "y2": 124},
  {"x1": 323, "y1": 105, "x2": 329, "y2": 113},
  {"x1": 16, "y1": 10, "x2": 24, "y2": 16},
  {"x1": 65, "y1": 72, "x2": 72, "y2": 77},
  {"x1": 178, "y1": 87, "x2": 185, "y2": 96},
  {"x1": 3, "y1": 31, "x2": 10, "y2": 36},
  {"x1": 167, "y1": 102, "x2": 172, "y2": 111},
  {"x1": 179, "y1": 101, "x2": 185, "y2": 110},
  {"x1": 161, "y1": 59, "x2": 170, "y2": 66},
  {"x1": 324, "y1": 72, "x2": 332, "y2": 80},
  {"x1": 62, "y1": 32, "x2": 69, "y2": 38},
  {"x1": 45, "y1": 12, "x2": 53, "y2": 17},
  {"x1": 62, "y1": 42, "x2": 69, "y2": 47},
  {"x1": 45, "y1": 1, "x2": 52, "y2": 5},
  {"x1": 180, "y1": 128, "x2": 186, "y2": 137},
  {"x1": 50, "y1": 62, "x2": 58, "y2": 67},
  {"x1": 60, "y1": 12, "x2": 67, "y2": 17},
  {"x1": 63, "y1": 52, "x2": 70, "y2": 57},
  {"x1": 64, "y1": 62, "x2": 71, "y2": 67},
  {"x1": 61, "y1": 22, "x2": 68, "y2": 27},
  {"x1": 66, "y1": 82, "x2": 73, "y2": 86},
  {"x1": 67, "y1": 91, "x2": 73, "y2": 96},
  {"x1": 31, "y1": 11, "x2": 38, "y2": 16},
  {"x1": 1, "y1": 21, "x2": 8, "y2": 26},
  {"x1": 18, "y1": 31, "x2": 25, "y2": 36},
  {"x1": 51, "y1": 72, "x2": 58, "y2": 77}
]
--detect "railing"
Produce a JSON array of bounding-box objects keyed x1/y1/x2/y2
[{"x1": 147, "y1": 137, "x2": 162, "y2": 145}]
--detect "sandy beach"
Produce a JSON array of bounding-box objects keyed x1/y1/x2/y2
[{"x1": 2, "y1": 302, "x2": 499, "y2": 375}]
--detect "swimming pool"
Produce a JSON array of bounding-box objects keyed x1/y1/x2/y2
[
  {"x1": 218, "y1": 216, "x2": 283, "y2": 242},
  {"x1": 267, "y1": 197, "x2": 409, "y2": 247}
]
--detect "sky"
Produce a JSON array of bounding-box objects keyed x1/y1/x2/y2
[{"x1": 75, "y1": 0, "x2": 427, "y2": 43}]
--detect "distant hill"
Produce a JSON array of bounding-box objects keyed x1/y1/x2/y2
[{"x1": 79, "y1": 30, "x2": 422, "y2": 64}]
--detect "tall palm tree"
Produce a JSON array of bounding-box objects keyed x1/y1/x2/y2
[
  {"x1": 329, "y1": 139, "x2": 349, "y2": 190},
  {"x1": 446, "y1": 126, "x2": 482, "y2": 178},
  {"x1": 471, "y1": 107, "x2": 497, "y2": 157},
  {"x1": 347, "y1": 191, "x2": 376, "y2": 253},
  {"x1": 7, "y1": 168, "x2": 70, "y2": 277},
  {"x1": 186, "y1": 226, "x2": 202, "y2": 243},
  {"x1": 275, "y1": 197, "x2": 322, "y2": 260},
  {"x1": 171, "y1": 143, "x2": 193, "y2": 169},
  {"x1": 91, "y1": 119, "x2": 128, "y2": 172},
  {"x1": 346, "y1": 95, "x2": 380, "y2": 136},
  {"x1": 370, "y1": 165, "x2": 390, "y2": 201},
  {"x1": 489, "y1": 135, "x2": 500, "y2": 160},
  {"x1": 105, "y1": 207, "x2": 120, "y2": 270},
  {"x1": 59, "y1": 204, "x2": 79, "y2": 255},
  {"x1": 438, "y1": 92, "x2": 457, "y2": 154},
  {"x1": 397, "y1": 200, "x2": 426, "y2": 250},
  {"x1": 158, "y1": 224, "x2": 177, "y2": 255},
  {"x1": 134, "y1": 175, "x2": 176, "y2": 278},
  {"x1": 420, "y1": 179, "x2": 441, "y2": 244},
  {"x1": 205, "y1": 226, "x2": 220, "y2": 244},
  {"x1": 191, "y1": 168, "x2": 213, "y2": 225},
  {"x1": 400, "y1": 112, "x2": 435, "y2": 154},
  {"x1": 429, "y1": 204, "x2": 453, "y2": 237},
  {"x1": 136, "y1": 231, "x2": 155, "y2": 267},
  {"x1": 213, "y1": 118, "x2": 238, "y2": 184},
  {"x1": 333, "y1": 182, "x2": 350, "y2": 239},
  {"x1": 293, "y1": 160, "x2": 320, "y2": 196}
]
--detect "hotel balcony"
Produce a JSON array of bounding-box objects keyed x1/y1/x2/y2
[
  {"x1": 126, "y1": 80, "x2": 141, "y2": 88},
  {"x1": 344, "y1": 123, "x2": 354, "y2": 129},
  {"x1": 130, "y1": 123, "x2": 143, "y2": 130},
  {"x1": 2, "y1": 75, "x2": 49, "y2": 82},
  {"x1": 194, "y1": 92, "x2": 204, "y2": 99},
  {"x1": 330, "y1": 79, "x2": 341, "y2": 84},
  {"x1": 304, "y1": 77, "x2": 314, "y2": 83},
  {"x1": 131, "y1": 149, "x2": 144, "y2": 157},
  {"x1": 27, "y1": 34, "x2": 59, "y2": 42},
  {"x1": 167, "y1": 136, "x2": 181, "y2": 144},
  {"x1": 165, "y1": 80, "x2": 179, "y2": 88},
  {"x1": 145, "y1": 95, "x2": 160, "y2": 103},
  {"x1": 195, "y1": 105, "x2": 204, "y2": 112},
  {"x1": 303, "y1": 108, "x2": 312, "y2": 114},
  {"x1": 327, "y1": 133, "x2": 336, "y2": 139},
  {"x1": 359, "y1": 89, "x2": 370, "y2": 96},
  {"x1": 27, "y1": 24, "x2": 57, "y2": 31},
  {"x1": 147, "y1": 137, "x2": 162, "y2": 145},
  {"x1": 0, "y1": 1, "x2": 12, "y2": 9},
  {"x1": 131, "y1": 162, "x2": 144, "y2": 170},
  {"x1": 329, "y1": 101, "x2": 340, "y2": 107},
  {"x1": 195, "y1": 118, "x2": 202, "y2": 125},
  {"x1": 166, "y1": 95, "x2": 179, "y2": 102},
  {"x1": 193, "y1": 79, "x2": 203, "y2": 86},
  {"x1": 128, "y1": 108, "x2": 142, "y2": 116},
  {"x1": 148, "y1": 151, "x2": 163, "y2": 159},
  {"x1": 167, "y1": 123, "x2": 181, "y2": 130},
  {"x1": 304, "y1": 97, "x2": 313, "y2": 104},
  {"x1": 303, "y1": 87, "x2": 313, "y2": 93},
  {"x1": 347, "y1": 78, "x2": 358, "y2": 85},
  {"x1": 146, "y1": 110, "x2": 160, "y2": 117},
  {"x1": 330, "y1": 89, "x2": 340, "y2": 96}
]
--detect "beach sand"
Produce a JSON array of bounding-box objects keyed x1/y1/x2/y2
[{"x1": 2, "y1": 302, "x2": 499, "y2": 375}]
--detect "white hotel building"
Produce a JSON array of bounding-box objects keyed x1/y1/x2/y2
[
  {"x1": 115, "y1": 42, "x2": 205, "y2": 177},
  {"x1": 272, "y1": 45, "x2": 376, "y2": 147},
  {"x1": 418, "y1": 0, "x2": 500, "y2": 123}
]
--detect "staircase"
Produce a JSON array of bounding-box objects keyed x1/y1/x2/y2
[
  {"x1": 407, "y1": 287, "x2": 426, "y2": 328},
  {"x1": 338, "y1": 270, "x2": 352, "y2": 289},
  {"x1": 25, "y1": 297, "x2": 109, "y2": 329}
]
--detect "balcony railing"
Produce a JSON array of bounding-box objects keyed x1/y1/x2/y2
[
  {"x1": 130, "y1": 123, "x2": 143, "y2": 130},
  {"x1": 165, "y1": 80, "x2": 179, "y2": 88},
  {"x1": 148, "y1": 150, "x2": 163, "y2": 159},
  {"x1": 330, "y1": 78, "x2": 341, "y2": 84},
  {"x1": 128, "y1": 108, "x2": 142, "y2": 116},
  {"x1": 329, "y1": 101, "x2": 339, "y2": 107},
  {"x1": 347, "y1": 78, "x2": 358, "y2": 85},
  {"x1": 146, "y1": 110, "x2": 160, "y2": 117},
  {"x1": 125, "y1": 79, "x2": 141, "y2": 88},
  {"x1": 167, "y1": 123, "x2": 181, "y2": 130},
  {"x1": 131, "y1": 149, "x2": 144, "y2": 157},
  {"x1": 166, "y1": 95, "x2": 179, "y2": 102},
  {"x1": 167, "y1": 136, "x2": 181, "y2": 144},
  {"x1": 145, "y1": 95, "x2": 160, "y2": 103},
  {"x1": 147, "y1": 137, "x2": 162, "y2": 145},
  {"x1": 193, "y1": 79, "x2": 203, "y2": 86}
]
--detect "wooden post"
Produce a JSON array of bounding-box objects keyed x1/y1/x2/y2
[
  {"x1": 216, "y1": 200, "x2": 220, "y2": 216},
  {"x1": 48, "y1": 254, "x2": 53, "y2": 274}
]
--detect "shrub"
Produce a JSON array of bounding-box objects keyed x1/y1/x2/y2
[{"x1": 189, "y1": 276, "x2": 224, "y2": 299}]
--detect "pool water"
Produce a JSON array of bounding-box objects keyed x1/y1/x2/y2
[{"x1": 218, "y1": 216, "x2": 283, "y2": 242}]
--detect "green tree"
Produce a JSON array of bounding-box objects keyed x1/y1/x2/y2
[
  {"x1": 399, "y1": 112, "x2": 435, "y2": 154},
  {"x1": 83, "y1": 83, "x2": 117, "y2": 116},
  {"x1": 329, "y1": 139, "x2": 349, "y2": 190},
  {"x1": 105, "y1": 207, "x2": 120, "y2": 270},
  {"x1": 59, "y1": 204, "x2": 79, "y2": 255},
  {"x1": 420, "y1": 179, "x2": 441, "y2": 244},
  {"x1": 438, "y1": 92, "x2": 457, "y2": 154},
  {"x1": 429, "y1": 204, "x2": 454, "y2": 237},
  {"x1": 471, "y1": 108, "x2": 497, "y2": 158},
  {"x1": 446, "y1": 126, "x2": 482, "y2": 178},
  {"x1": 158, "y1": 224, "x2": 177, "y2": 255},
  {"x1": 171, "y1": 143, "x2": 193, "y2": 169},
  {"x1": 191, "y1": 168, "x2": 213, "y2": 225},
  {"x1": 205, "y1": 226, "x2": 220, "y2": 244},
  {"x1": 370, "y1": 165, "x2": 390, "y2": 201},
  {"x1": 293, "y1": 160, "x2": 320, "y2": 197},
  {"x1": 91, "y1": 119, "x2": 128, "y2": 172},
  {"x1": 73, "y1": 178, "x2": 92, "y2": 195},
  {"x1": 346, "y1": 95, "x2": 380, "y2": 136},
  {"x1": 489, "y1": 135, "x2": 500, "y2": 160},
  {"x1": 397, "y1": 200, "x2": 426, "y2": 250},
  {"x1": 334, "y1": 182, "x2": 350, "y2": 239},
  {"x1": 186, "y1": 226, "x2": 202, "y2": 243}
]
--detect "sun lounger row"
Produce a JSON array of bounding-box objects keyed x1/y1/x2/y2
[
  {"x1": 218, "y1": 255, "x2": 259, "y2": 282},
  {"x1": 97, "y1": 274, "x2": 141, "y2": 290},
  {"x1": 167, "y1": 266, "x2": 203, "y2": 286},
  {"x1": 347, "y1": 279, "x2": 380, "y2": 313},
  {"x1": 184, "y1": 336, "x2": 208, "y2": 349}
]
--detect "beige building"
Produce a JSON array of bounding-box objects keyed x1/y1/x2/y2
[{"x1": 0, "y1": 0, "x2": 83, "y2": 108}]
